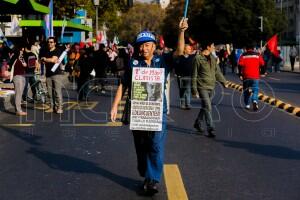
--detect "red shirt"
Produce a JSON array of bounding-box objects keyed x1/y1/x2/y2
[
  {"x1": 13, "y1": 59, "x2": 26, "y2": 76},
  {"x1": 238, "y1": 50, "x2": 265, "y2": 79}
]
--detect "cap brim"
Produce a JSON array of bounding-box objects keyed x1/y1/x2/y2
[{"x1": 134, "y1": 39, "x2": 156, "y2": 46}]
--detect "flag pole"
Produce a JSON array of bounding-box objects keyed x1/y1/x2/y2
[{"x1": 183, "y1": 0, "x2": 189, "y2": 18}]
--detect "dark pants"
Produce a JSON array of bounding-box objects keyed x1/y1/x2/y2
[
  {"x1": 23, "y1": 74, "x2": 37, "y2": 100},
  {"x1": 290, "y1": 56, "x2": 296, "y2": 71},
  {"x1": 77, "y1": 77, "x2": 90, "y2": 100},
  {"x1": 132, "y1": 115, "x2": 167, "y2": 182},
  {"x1": 195, "y1": 89, "x2": 214, "y2": 129},
  {"x1": 177, "y1": 76, "x2": 191, "y2": 107},
  {"x1": 220, "y1": 62, "x2": 227, "y2": 75}
]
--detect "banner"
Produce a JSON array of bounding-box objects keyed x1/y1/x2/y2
[
  {"x1": 44, "y1": 0, "x2": 54, "y2": 38},
  {"x1": 130, "y1": 67, "x2": 165, "y2": 131}
]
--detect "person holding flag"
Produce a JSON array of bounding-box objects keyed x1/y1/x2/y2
[{"x1": 238, "y1": 44, "x2": 265, "y2": 111}]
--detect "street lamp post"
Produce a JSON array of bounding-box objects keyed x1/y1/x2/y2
[{"x1": 93, "y1": 0, "x2": 100, "y2": 33}]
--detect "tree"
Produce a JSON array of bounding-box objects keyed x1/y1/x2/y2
[
  {"x1": 41, "y1": 0, "x2": 128, "y2": 39},
  {"x1": 162, "y1": 0, "x2": 286, "y2": 48},
  {"x1": 117, "y1": 2, "x2": 166, "y2": 43}
]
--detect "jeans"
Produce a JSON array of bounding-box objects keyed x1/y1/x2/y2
[
  {"x1": 132, "y1": 114, "x2": 167, "y2": 182},
  {"x1": 195, "y1": 89, "x2": 214, "y2": 129},
  {"x1": 23, "y1": 74, "x2": 37, "y2": 100},
  {"x1": 243, "y1": 79, "x2": 259, "y2": 106},
  {"x1": 178, "y1": 76, "x2": 191, "y2": 107},
  {"x1": 46, "y1": 74, "x2": 63, "y2": 110},
  {"x1": 13, "y1": 75, "x2": 26, "y2": 113}
]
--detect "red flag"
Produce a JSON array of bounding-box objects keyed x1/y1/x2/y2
[
  {"x1": 159, "y1": 35, "x2": 165, "y2": 48},
  {"x1": 267, "y1": 34, "x2": 279, "y2": 57},
  {"x1": 79, "y1": 42, "x2": 85, "y2": 49},
  {"x1": 96, "y1": 32, "x2": 102, "y2": 42}
]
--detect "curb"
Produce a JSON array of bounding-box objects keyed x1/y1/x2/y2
[
  {"x1": 227, "y1": 81, "x2": 300, "y2": 118},
  {"x1": 280, "y1": 69, "x2": 300, "y2": 74}
]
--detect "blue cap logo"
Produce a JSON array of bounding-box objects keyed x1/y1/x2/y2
[{"x1": 136, "y1": 31, "x2": 156, "y2": 44}]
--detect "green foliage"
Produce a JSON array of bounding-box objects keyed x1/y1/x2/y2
[
  {"x1": 118, "y1": 2, "x2": 166, "y2": 43},
  {"x1": 162, "y1": 0, "x2": 286, "y2": 48},
  {"x1": 50, "y1": 0, "x2": 127, "y2": 37}
]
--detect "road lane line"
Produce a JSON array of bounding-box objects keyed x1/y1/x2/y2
[
  {"x1": 60, "y1": 122, "x2": 123, "y2": 127},
  {"x1": 267, "y1": 77, "x2": 280, "y2": 81},
  {"x1": 164, "y1": 164, "x2": 188, "y2": 200},
  {"x1": 1, "y1": 124, "x2": 34, "y2": 127}
]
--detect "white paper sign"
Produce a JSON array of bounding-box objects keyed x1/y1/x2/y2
[{"x1": 130, "y1": 67, "x2": 165, "y2": 131}]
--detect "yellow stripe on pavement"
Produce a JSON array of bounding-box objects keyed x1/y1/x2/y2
[
  {"x1": 164, "y1": 164, "x2": 189, "y2": 200},
  {"x1": 60, "y1": 122, "x2": 122, "y2": 127},
  {"x1": 2, "y1": 124, "x2": 34, "y2": 127}
]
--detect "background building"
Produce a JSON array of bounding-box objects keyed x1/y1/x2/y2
[{"x1": 275, "y1": 0, "x2": 300, "y2": 45}]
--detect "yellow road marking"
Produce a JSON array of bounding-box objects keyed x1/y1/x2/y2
[
  {"x1": 164, "y1": 164, "x2": 188, "y2": 200},
  {"x1": 60, "y1": 122, "x2": 122, "y2": 127},
  {"x1": 1, "y1": 124, "x2": 34, "y2": 127},
  {"x1": 34, "y1": 104, "x2": 50, "y2": 110},
  {"x1": 63, "y1": 101, "x2": 78, "y2": 110},
  {"x1": 73, "y1": 101, "x2": 98, "y2": 110},
  {"x1": 293, "y1": 107, "x2": 300, "y2": 114},
  {"x1": 283, "y1": 104, "x2": 292, "y2": 110}
]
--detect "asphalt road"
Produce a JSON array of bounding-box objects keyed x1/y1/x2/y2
[{"x1": 0, "y1": 75, "x2": 299, "y2": 200}]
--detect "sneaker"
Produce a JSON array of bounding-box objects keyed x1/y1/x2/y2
[
  {"x1": 56, "y1": 108, "x2": 63, "y2": 114},
  {"x1": 207, "y1": 128, "x2": 216, "y2": 138},
  {"x1": 143, "y1": 179, "x2": 158, "y2": 196},
  {"x1": 194, "y1": 123, "x2": 204, "y2": 133},
  {"x1": 16, "y1": 111, "x2": 27, "y2": 116},
  {"x1": 185, "y1": 105, "x2": 191, "y2": 110},
  {"x1": 180, "y1": 105, "x2": 186, "y2": 110},
  {"x1": 253, "y1": 101, "x2": 258, "y2": 111},
  {"x1": 45, "y1": 108, "x2": 54, "y2": 113},
  {"x1": 245, "y1": 105, "x2": 250, "y2": 110},
  {"x1": 101, "y1": 90, "x2": 106, "y2": 94}
]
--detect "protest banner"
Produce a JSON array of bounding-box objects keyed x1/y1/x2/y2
[{"x1": 130, "y1": 67, "x2": 165, "y2": 131}]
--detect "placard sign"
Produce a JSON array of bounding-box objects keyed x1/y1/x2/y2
[{"x1": 130, "y1": 67, "x2": 165, "y2": 131}]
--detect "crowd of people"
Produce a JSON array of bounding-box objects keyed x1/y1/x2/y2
[{"x1": 0, "y1": 36, "x2": 132, "y2": 115}]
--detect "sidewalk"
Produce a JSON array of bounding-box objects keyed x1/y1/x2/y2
[{"x1": 281, "y1": 61, "x2": 300, "y2": 73}]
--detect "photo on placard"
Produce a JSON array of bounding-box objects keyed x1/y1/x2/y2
[{"x1": 132, "y1": 82, "x2": 162, "y2": 101}]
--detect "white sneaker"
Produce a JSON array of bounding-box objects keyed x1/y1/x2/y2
[
  {"x1": 56, "y1": 109, "x2": 63, "y2": 114},
  {"x1": 245, "y1": 105, "x2": 250, "y2": 110}
]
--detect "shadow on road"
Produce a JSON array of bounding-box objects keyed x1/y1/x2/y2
[
  {"x1": 217, "y1": 139, "x2": 300, "y2": 160},
  {"x1": 0, "y1": 125, "x2": 42, "y2": 146},
  {"x1": 26, "y1": 147, "x2": 141, "y2": 192},
  {"x1": 167, "y1": 124, "x2": 201, "y2": 135}
]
